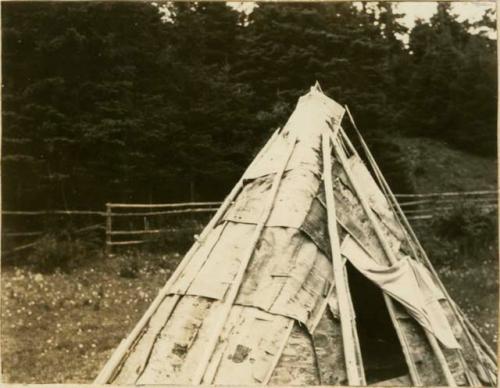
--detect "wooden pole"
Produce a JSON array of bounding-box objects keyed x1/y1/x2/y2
[
  {"x1": 383, "y1": 296, "x2": 423, "y2": 386},
  {"x1": 106, "y1": 201, "x2": 222, "y2": 209},
  {"x1": 343, "y1": 107, "x2": 497, "y2": 378},
  {"x1": 394, "y1": 190, "x2": 498, "y2": 198},
  {"x1": 2, "y1": 210, "x2": 107, "y2": 215},
  {"x1": 190, "y1": 134, "x2": 298, "y2": 385},
  {"x1": 95, "y1": 186, "x2": 242, "y2": 384},
  {"x1": 459, "y1": 308, "x2": 497, "y2": 362},
  {"x1": 105, "y1": 203, "x2": 112, "y2": 257},
  {"x1": 105, "y1": 208, "x2": 219, "y2": 217},
  {"x1": 330, "y1": 132, "x2": 423, "y2": 385},
  {"x1": 94, "y1": 128, "x2": 280, "y2": 384},
  {"x1": 349, "y1": 134, "x2": 496, "y2": 386},
  {"x1": 332, "y1": 133, "x2": 457, "y2": 386},
  {"x1": 321, "y1": 132, "x2": 365, "y2": 386},
  {"x1": 134, "y1": 221, "x2": 230, "y2": 384},
  {"x1": 339, "y1": 125, "x2": 494, "y2": 386}
]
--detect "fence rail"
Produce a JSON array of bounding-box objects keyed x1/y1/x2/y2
[
  {"x1": 2, "y1": 190, "x2": 497, "y2": 254},
  {"x1": 107, "y1": 201, "x2": 222, "y2": 209},
  {"x1": 2, "y1": 210, "x2": 107, "y2": 216},
  {"x1": 103, "y1": 202, "x2": 219, "y2": 253},
  {"x1": 393, "y1": 190, "x2": 497, "y2": 198}
]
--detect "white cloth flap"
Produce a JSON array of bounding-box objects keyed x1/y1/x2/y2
[{"x1": 340, "y1": 235, "x2": 460, "y2": 349}]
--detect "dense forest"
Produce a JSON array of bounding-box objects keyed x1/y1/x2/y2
[{"x1": 2, "y1": 1, "x2": 497, "y2": 209}]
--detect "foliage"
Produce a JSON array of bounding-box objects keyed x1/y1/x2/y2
[
  {"x1": 417, "y1": 204, "x2": 497, "y2": 267},
  {"x1": 144, "y1": 217, "x2": 204, "y2": 254},
  {"x1": 26, "y1": 234, "x2": 99, "y2": 273},
  {"x1": 117, "y1": 253, "x2": 141, "y2": 278},
  {"x1": 434, "y1": 204, "x2": 497, "y2": 256},
  {"x1": 405, "y1": 4, "x2": 497, "y2": 155},
  {"x1": 354, "y1": 134, "x2": 417, "y2": 194},
  {"x1": 1, "y1": 2, "x2": 497, "y2": 210}
]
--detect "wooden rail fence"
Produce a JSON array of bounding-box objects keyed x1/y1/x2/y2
[
  {"x1": 104, "y1": 202, "x2": 219, "y2": 254},
  {"x1": 2, "y1": 190, "x2": 497, "y2": 254}
]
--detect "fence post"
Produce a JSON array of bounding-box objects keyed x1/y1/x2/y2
[{"x1": 105, "y1": 203, "x2": 112, "y2": 257}]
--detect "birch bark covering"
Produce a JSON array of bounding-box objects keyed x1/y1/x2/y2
[{"x1": 101, "y1": 85, "x2": 496, "y2": 386}]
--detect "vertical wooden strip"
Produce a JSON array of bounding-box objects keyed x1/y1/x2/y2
[
  {"x1": 207, "y1": 308, "x2": 293, "y2": 385},
  {"x1": 112, "y1": 296, "x2": 180, "y2": 384},
  {"x1": 332, "y1": 133, "x2": 457, "y2": 386},
  {"x1": 384, "y1": 297, "x2": 423, "y2": 385},
  {"x1": 312, "y1": 306, "x2": 348, "y2": 385},
  {"x1": 190, "y1": 133, "x2": 298, "y2": 384},
  {"x1": 94, "y1": 128, "x2": 280, "y2": 384},
  {"x1": 343, "y1": 267, "x2": 366, "y2": 380},
  {"x1": 261, "y1": 320, "x2": 294, "y2": 384},
  {"x1": 321, "y1": 132, "x2": 365, "y2": 386},
  {"x1": 460, "y1": 309, "x2": 497, "y2": 363},
  {"x1": 135, "y1": 296, "x2": 216, "y2": 384},
  {"x1": 340, "y1": 114, "x2": 495, "y2": 384}
]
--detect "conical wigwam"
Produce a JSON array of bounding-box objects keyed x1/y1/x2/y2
[{"x1": 96, "y1": 85, "x2": 497, "y2": 386}]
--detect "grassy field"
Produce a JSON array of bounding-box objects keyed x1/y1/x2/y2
[
  {"x1": 393, "y1": 136, "x2": 497, "y2": 193},
  {"x1": 396, "y1": 136, "x2": 498, "y2": 346},
  {"x1": 1, "y1": 253, "x2": 182, "y2": 383},
  {"x1": 1, "y1": 244, "x2": 497, "y2": 383},
  {"x1": 439, "y1": 257, "x2": 498, "y2": 346},
  {"x1": 1, "y1": 137, "x2": 497, "y2": 383}
]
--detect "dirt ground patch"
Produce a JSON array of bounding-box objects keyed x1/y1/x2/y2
[{"x1": 1, "y1": 250, "x2": 497, "y2": 383}]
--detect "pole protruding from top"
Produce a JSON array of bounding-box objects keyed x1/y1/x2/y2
[{"x1": 312, "y1": 80, "x2": 323, "y2": 93}]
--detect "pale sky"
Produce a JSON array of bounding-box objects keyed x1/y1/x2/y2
[
  {"x1": 229, "y1": 1, "x2": 497, "y2": 38},
  {"x1": 396, "y1": 2, "x2": 495, "y2": 29}
]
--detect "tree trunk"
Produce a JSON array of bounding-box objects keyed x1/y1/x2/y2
[{"x1": 189, "y1": 179, "x2": 195, "y2": 202}]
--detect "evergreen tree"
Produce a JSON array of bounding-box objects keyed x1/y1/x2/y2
[
  {"x1": 235, "y1": 2, "x2": 408, "y2": 138},
  {"x1": 157, "y1": 2, "x2": 257, "y2": 200},
  {"x1": 2, "y1": 2, "x2": 172, "y2": 207},
  {"x1": 405, "y1": 3, "x2": 496, "y2": 155},
  {"x1": 1, "y1": 1, "x2": 496, "y2": 210}
]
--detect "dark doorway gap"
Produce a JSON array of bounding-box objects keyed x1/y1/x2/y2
[{"x1": 346, "y1": 261, "x2": 409, "y2": 384}]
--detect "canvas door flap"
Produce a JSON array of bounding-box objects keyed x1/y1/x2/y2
[
  {"x1": 340, "y1": 235, "x2": 460, "y2": 349},
  {"x1": 224, "y1": 167, "x2": 321, "y2": 228}
]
